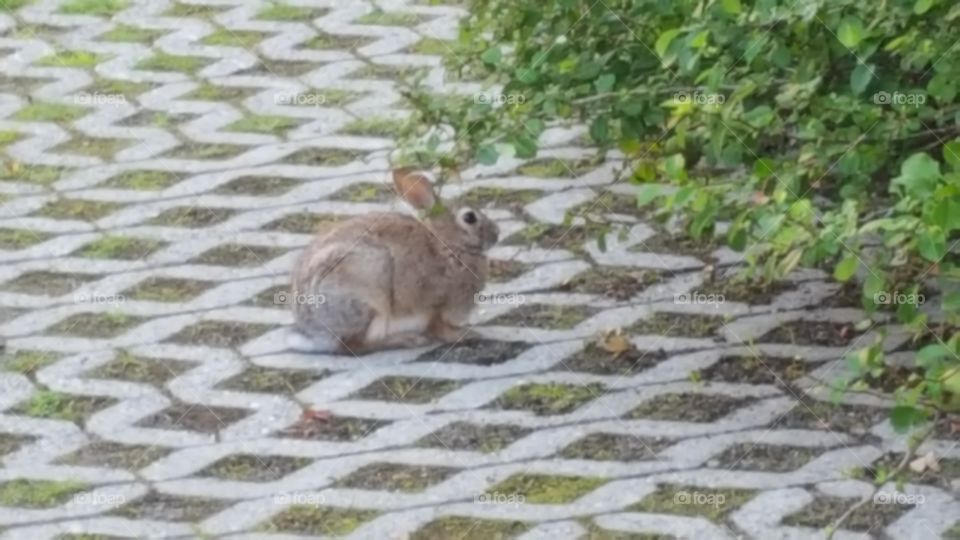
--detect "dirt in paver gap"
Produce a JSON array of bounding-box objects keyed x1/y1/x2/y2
[
  {"x1": 56, "y1": 441, "x2": 171, "y2": 470},
  {"x1": 559, "y1": 342, "x2": 668, "y2": 375},
  {"x1": 216, "y1": 366, "x2": 328, "y2": 394},
  {"x1": 491, "y1": 382, "x2": 603, "y2": 416},
  {"x1": 560, "y1": 433, "x2": 671, "y2": 461},
  {"x1": 89, "y1": 351, "x2": 193, "y2": 385},
  {"x1": 701, "y1": 355, "x2": 824, "y2": 385},
  {"x1": 214, "y1": 176, "x2": 301, "y2": 195},
  {"x1": 0, "y1": 433, "x2": 34, "y2": 457},
  {"x1": 759, "y1": 320, "x2": 864, "y2": 346},
  {"x1": 118, "y1": 110, "x2": 196, "y2": 128},
  {"x1": 455, "y1": 187, "x2": 543, "y2": 212},
  {"x1": 123, "y1": 277, "x2": 213, "y2": 302},
  {"x1": 278, "y1": 415, "x2": 390, "y2": 442},
  {"x1": 861, "y1": 364, "x2": 926, "y2": 393},
  {"x1": 0, "y1": 228, "x2": 49, "y2": 249},
  {"x1": 625, "y1": 393, "x2": 752, "y2": 423},
  {"x1": 190, "y1": 244, "x2": 288, "y2": 266},
  {"x1": 516, "y1": 158, "x2": 599, "y2": 178},
  {"x1": 349, "y1": 376, "x2": 461, "y2": 404},
  {"x1": 263, "y1": 212, "x2": 344, "y2": 234},
  {"x1": 198, "y1": 454, "x2": 312, "y2": 482},
  {"x1": 259, "y1": 506, "x2": 380, "y2": 536},
  {"x1": 415, "y1": 422, "x2": 531, "y2": 453},
  {"x1": 488, "y1": 258, "x2": 533, "y2": 282},
  {"x1": 112, "y1": 492, "x2": 229, "y2": 522},
  {"x1": 821, "y1": 280, "x2": 866, "y2": 308},
  {"x1": 0, "y1": 350, "x2": 60, "y2": 379},
  {"x1": 578, "y1": 520, "x2": 675, "y2": 540},
  {"x1": 247, "y1": 285, "x2": 288, "y2": 308},
  {"x1": 854, "y1": 452, "x2": 960, "y2": 491},
  {"x1": 411, "y1": 516, "x2": 530, "y2": 540},
  {"x1": 782, "y1": 495, "x2": 912, "y2": 531},
  {"x1": 1, "y1": 271, "x2": 99, "y2": 296},
  {"x1": 488, "y1": 304, "x2": 598, "y2": 329},
  {"x1": 334, "y1": 463, "x2": 460, "y2": 493},
  {"x1": 770, "y1": 401, "x2": 887, "y2": 435},
  {"x1": 629, "y1": 313, "x2": 728, "y2": 339},
  {"x1": 571, "y1": 191, "x2": 652, "y2": 219},
  {"x1": 135, "y1": 403, "x2": 249, "y2": 433},
  {"x1": 46, "y1": 312, "x2": 144, "y2": 338},
  {"x1": 166, "y1": 321, "x2": 274, "y2": 348},
  {"x1": 414, "y1": 339, "x2": 531, "y2": 365},
  {"x1": 630, "y1": 231, "x2": 720, "y2": 261},
  {"x1": 281, "y1": 148, "x2": 366, "y2": 167},
  {"x1": 712, "y1": 443, "x2": 822, "y2": 472},
  {"x1": 503, "y1": 222, "x2": 614, "y2": 255},
  {"x1": 557, "y1": 267, "x2": 664, "y2": 300},
  {"x1": 329, "y1": 182, "x2": 395, "y2": 202},
  {"x1": 698, "y1": 277, "x2": 796, "y2": 305},
  {"x1": 488, "y1": 473, "x2": 608, "y2": 504},
  {"x1": 148, "y1": 206, "x2": 237, "y2": 228},
  {"x1": 629, "y1": 484, "x2": 756, "y2": 521}
]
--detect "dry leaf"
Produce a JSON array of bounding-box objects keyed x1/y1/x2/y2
[
  {"x1": 908, "y1": 451, "x2": 940, "y2": 474},
  {"x1": 301, "y1": 408, "x2": 332, "y2": 422},
  {"x1": 598, "y1": 330, "x2": 632, "y2": 355}
]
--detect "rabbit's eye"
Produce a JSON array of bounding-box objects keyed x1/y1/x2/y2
[{"x1": 462, "y1": 211, "x2": 477, "y2": 225}]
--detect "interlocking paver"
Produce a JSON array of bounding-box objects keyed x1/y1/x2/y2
[{"x1": 0, "y1": 1, "x2": 954, "y2": 539}]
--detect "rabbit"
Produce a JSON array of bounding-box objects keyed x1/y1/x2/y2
[{"x1": 288, "y1": 168, "x2": 500, "y2": 354}]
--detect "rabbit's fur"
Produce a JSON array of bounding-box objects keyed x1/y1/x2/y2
[{"x1": 290, "y1": 168, "x2": 499, "y2": 354}]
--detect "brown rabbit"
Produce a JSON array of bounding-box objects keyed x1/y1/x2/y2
[{"x1": 289, "y1": 168, "x2": 499, "y2": 354}]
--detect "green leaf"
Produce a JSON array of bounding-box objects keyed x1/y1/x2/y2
[
  {"x1": 834, "y1": 255, "x2": 859, "y2": 282},
  {"x1": 944, "y1": 291, "x2": 960, "y2": 312},
  {"x1": 481, "y1": 47, "x2": 502, "y2": 66},
  {"x1": 721, "y1": 0, "x2": 742, "y2": 14},
  {"x1": 590, "y1": 116, "x2": 609, "y2": 143},
  {"x1": 943, "y1": 140, "x2": 960, "y2": 171},
  {"x1": 511, "y1": 135, "x2": 537, "y2": 159},
  {"x1": 893, "y1": 153, "x2": 941, "y2": 197},
  {"x1": 476, "y1": 145, "x2": 498, "y2": 165},
  {"x1": 889, "y1": 405, "x2": 923, "y2": 433},
  {"x1": 595, "y1": 73, "x2": 616, "y2": 93},
  {"x1": 917, "y1": 344, "x2": 950, "y2": 367},
  {"x1": 837, "y1": 17, "x2": 865, "y2": 48},
  {"x1": 914, "y1": 0, "x2": 935, "y2": 14},
  {"x1": 573, "y1": 61, "x2": 601, "y2": 81},
  {"x1": 917, "y1": 232, "x2": 946, "y2": 262},
  {"x1": 663, "y1": 153, "x2": 686, "y2": 180},
  {"x1": 636, "y1": 184, "x2": 662, "y2": 206},
  {"x1": 655, "y1": 29, "x2": 681, "y2": 58},
  {"x1": 850, "y1": 63, "x2": 873, "y2": 94}
]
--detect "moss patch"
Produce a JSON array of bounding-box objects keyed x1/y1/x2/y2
[
  {"x1": 410, "y1": 38, "x2": 452, "y2": 55},
  {"x1": 411, "y1": 516, "x2": 529, "y2": 540},
  {"x1": 256, "y1": 2, "x2": 325, "y2": 21},
  {"x1": 101, "y1": 24, "x2": 162, "y2": 42},
  {"x1": 163, "y1": 1, "x2": 226, "y2": 17},
  {"x1": 0, "y1": 479, "x2": 87, "y2": 508},
  {"x1": 149, "y1": 206, "x2": 236, "y2": 228},
  {"x1": 487, "y1": 473, "x2": 606, "y2": 504},
  {"x1": 350, "y1": 376, "x2": 460, "y2": 404},
  {"x1": 456, "y1": 187, "x2": 542, "y2": 211},
  {"x1": 34, "y1": 198, "x2": 119, "y2": 221},
  {"x1": 629, "y1": 485, "x2": 755, "y2": 521},
  {"x1": 503, "y1": 222, "x2": 611, "y2": 255},
  {"x1": 0, "y1": 131, "x2": 21, "y2": 146},
  {"x1": 47, "y1": 312, "x2": 143, "y2": 338},
  {"x1": 53, "y1": 136, "x2": 129, "y2": 159},
  {"x1": 492, "y1": 382, "x2": 602, "y2": 416},
  {"x1": 559, "y1": 267, "x2": 663, "y2": 301},
  {"x1": 167, "y1": 142, "x2": 247, "y2": 160},
  {"x1": 188, "y1": 83, "x2": 257, "y2": 102},
  {"x1": 75, "y1": 236, "x2": 165, "y2": 260},
  {"x1": 136, "y1": 52, "x2": 208, "y2": 73},
  {"x1": 226, "y1": 114, "x2": 300, "y2": 135},
  {"x1": 57, "y1": 442, "x2": 170, "y2": 470},
  {"x1": 260, "y1": 505, "x2": 377, "y2": 536},
  {"x1": 200, "y1": 454, "x2": 311, "y2": 482},
  {"x1": 282, "y1": 147, "x2": 365, "y2": 166},
  {"x1": 416, "y1": 422, "x2": 530, "y2": 453},
  {"x1": 2, "y1": 271, "x2": 97, "y2": 296},
  {"x1": 782, "y1": 495, "x2": 911, "y2": 532},
  {"x1": 0, "y1": 0, "x2": 32, "y2": 11},
  {"x1": 335, "y1": 463, "x2": 458, "y2": 492},
  {"x1": 560, "y1": 342, "x2": 667, "y2": 375},
  {"x1": 0, "y1": 350, "x2": 59, "y2": 377},
  {"x1": 113, "y1": 492, "x2": 228, "y2": 522},
  {"x1": 560, "y1": 433, "x2": 669, "y2": 462},
  {"x1": 517, "y1": 158, "x2": 597, "y2": 178},
  {"x1": 243, "y1": 58, "x2": 319, "y2": 77},
  {"x1": 14, "y1": 102, "x2": 86, "y2": 122},
  {"x1": 356, "y1": 9, "x2": 422, "y2": 26},
  {"x1": 103, "y1": 170, "x2": 179, "y2": 190},
  {"x1": 0, "y1": 228, "x2": 48, "y2": 249},
  {"x1": 625, "y1": 393, "x2": 750, "y2": 423},
  {"x1": 167, "y1": 320, "x2": 273, "y2": 348},
  {"x1": 759, "y1": 320, "x2": 864, "y2": 347},
  {"x1": 702, "y1": 354, "x2": 822, "y2": 385},
  {"x1": 217, "y1": 366, "x2": 327, "y2": 394},
  {"x1": 135, "y1": 402, "x2": 249, "y2": 433},
  {"x1": 414, "y1": 340, "x2": 531, "y2": 366},
  {"x1": 191, "y1": 244, "x2": 287, "y2": 266},
  {"x1": 202, "y1": 30, "x2": 267, "y2": 49},
  {"x1": 0, "y1": 163, "x2": 63, "y2": 185},
  {"x1": 59, "y1": 0, "x2": 127, "y2": 16},
  {"x1": 700, "y1": 277, "x2": 795, "y2": 305},
  {"x1": 489, "y1": 304, "x2": 597, "y2": 329},
  {"x1": 630, "y1": 313, "x2": 728, "y2": 339},
  {"x1": 214, "y1": 176, "x2": 299, "y2": 195},
  {"x1": 36, "y1": 50, "x2": 104, "y2": 68},
  {"x1": 90, "y1": 350, "x2": 192, "y2": 385},
  {"x1": 578, "y1": 520, "x2": 670, "y2": 540},
  {"x1": 340, "y1": 117, "x2": 405, "y2": 138},
  {"x1": 306, "y1": 33, "x2": 374, "y2": 51},
  {"x1": 279, "y1": 414, "x2": 389, "y2": 442},
  {"x1": 263, "y1": 212, "x2": 343, "y2": 234},
  {"x1": 354, "y1": 62, "x2": 426, "y2": 80},
  {"x1": 330, "y1": 182, "x2": 394, "y2": 202},
  {"x1": 713, "y1": 443, "x2": 820, "y2": 472},
  {"x1": 92, "y1": 78, "x2": 151, "y2": 98},
  {"x1": 13, "y1": 390, "x2": 113, "y2": 424},
  {"x1": 123, "y1": 277, "x2": 211, "y2": 302}
]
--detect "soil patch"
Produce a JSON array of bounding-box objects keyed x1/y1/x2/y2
[
  {"x1": 625, "y1": 393, "x2": 751, "y2": 423},
  {"x1": 349, "y1": 376, "x2": 460, "y2": 404},
  {"x1": 702, "y1": 355, "x2": 822, "y2": 385},
  {"x1": 560, "y1": 433, "x2": 670, "y2": 461},
  {"x1": 759, "y1": 320, "x2": 864, "y2": 347},
  {"x1": 491, "y1": 382, "x2": 602, "y2": 416},
  {"x1": 558, "y1": 267, "x2": 663, "y2": 300},
  {"x1": 559, "y1": 342, "x2": 667, "y2": 375},
  {"x1": 416, "y1": 422, "x2": 531, "y2": 453},
  {"x1": 335, "y1": 463, "x2": 459, "y2": 492},
  {"x1": 414, "y1": 340, "x2": 531, "y2": 366},
  {"x1": 713, "y1": 443, "x2": 821, "y2": 472}
]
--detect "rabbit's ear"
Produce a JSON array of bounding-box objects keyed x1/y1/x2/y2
[{"x1": 392, "y1": 168, "x2": 437, "y2": 210}]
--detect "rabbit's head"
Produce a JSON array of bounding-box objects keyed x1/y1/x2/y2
[{"x1": 392, "y1": 168, "x2": 499, "y2": 254}]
